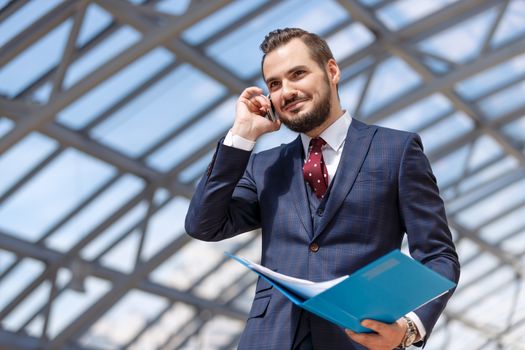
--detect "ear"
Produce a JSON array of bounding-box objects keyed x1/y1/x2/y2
[{"x1": 326, "y1": 59, "x2": 340, "y2": 85}]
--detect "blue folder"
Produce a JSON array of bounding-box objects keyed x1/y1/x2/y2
[{"x1": 227, "y1": 250, "x2": 456, "y2": 333}]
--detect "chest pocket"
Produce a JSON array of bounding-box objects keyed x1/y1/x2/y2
[{"x1": 354, "y1": 170, "x2": 389, "y2": 183}]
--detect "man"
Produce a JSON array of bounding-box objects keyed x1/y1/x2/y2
[{"x1": 185, "y1": 28, "x2": 460, "y2": 350}]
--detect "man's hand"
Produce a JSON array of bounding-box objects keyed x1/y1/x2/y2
[
  {"x1": 232, "y1": 87, "x2": 280, "y2": 141},
  {"x1": 345, "y1": 318, "x2": 407, "y2": 350}
]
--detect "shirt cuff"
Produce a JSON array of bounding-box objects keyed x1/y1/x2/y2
[
  {"x1": 224, "y1": 130, "x2": 256, "y2": 151},
  {"x1": 407, "y1": 311, "x2": 427, "y2": 341}
]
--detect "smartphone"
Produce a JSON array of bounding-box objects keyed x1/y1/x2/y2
[{"x1": 264, "y1": 94, "x2": 278, "y2": 122}]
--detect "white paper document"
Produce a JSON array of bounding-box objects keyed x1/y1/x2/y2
[{"x1": 235, "y1": 255, "x2": 349, "y2": 299}]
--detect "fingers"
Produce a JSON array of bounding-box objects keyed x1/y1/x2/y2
[
  {"x1": 345, "y1": 319, "x2": 404, "y2": 350},
  {"x1": 361, "y1": 319, "x2": 386, "y2": 333},
  {"x1": 345, "y1": 328, "x2": 379, "y2": 348},
  {"x1": 232, "y1": 87, "x2": 280, "y2": 141},
  {"x1": 239, "y1": 87, "x2": 270, "y2": 115},
  {"x1": 239, "y1": 86, "x2": 263, "y2": 100}
]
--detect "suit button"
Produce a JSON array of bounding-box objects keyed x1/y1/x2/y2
[
  {"x1": 309, "y1": 242, "x2": 319, "y2": 253},
  {"x1": 317, "y1": 208, "x2": 324, "y2": 216}
]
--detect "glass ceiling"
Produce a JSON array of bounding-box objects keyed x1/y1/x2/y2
[{"x1": 1, "y1": 0, "x2": 524, "y2": 349}]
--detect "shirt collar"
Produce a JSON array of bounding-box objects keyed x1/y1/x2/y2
[{"x1": 300, "y1": 111, "x2": 352, "y2": 155}]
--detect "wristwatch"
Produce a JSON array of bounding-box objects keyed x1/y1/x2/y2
[{"x1": 397, "y1": 316, "x2": 419, "y2": 349}]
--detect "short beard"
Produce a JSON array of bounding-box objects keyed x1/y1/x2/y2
[
  {"x1": 280, "y1": 92, "x2": 331, "y2": 134},
  {"x1": 279, "y1": 78, "x2": 332, "y2": 134}
]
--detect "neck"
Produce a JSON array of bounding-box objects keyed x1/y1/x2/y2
[{"x1": 305, "y1": 103, "x2": 344, "y2": 138}]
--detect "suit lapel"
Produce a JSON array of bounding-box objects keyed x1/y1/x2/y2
[
  {"x1": 313, "y1": 119, "x2": 376, "y2": 240},
  {"x1": 286, "y1": 136, "x2": 313, "y2": 235}
]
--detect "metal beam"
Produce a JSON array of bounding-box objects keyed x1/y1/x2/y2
[
  {"x1": 0, "y1": 1, "x2": 77, "y2": 68},
  {"x1": 0, "y1": 231, "x2": 246, "y2": 325},
  {"x1": 0, "y1": 329, "x2": 88, "y2": 350},
  {"x1": 0, "y1": 0, "x2": 234, "y2": 155},
  {"x1": 96, "y1": 0, "x2": 245, "y2": 93},
  {"x1": 1, "y1": 110, "x2": 193, "y2": 198}
]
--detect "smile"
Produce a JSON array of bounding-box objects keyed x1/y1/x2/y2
[{"x1": 284, "y1": 98, "x2": 308, "y2": 112}]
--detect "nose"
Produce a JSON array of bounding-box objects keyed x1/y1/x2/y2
[{"x1": 281, "y1": 81, "x2": 298, "y2": 104}]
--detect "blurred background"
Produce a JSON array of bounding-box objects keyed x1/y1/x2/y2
[{"x1": 1, "y1": 0, "x2": 525, "y2": 349}]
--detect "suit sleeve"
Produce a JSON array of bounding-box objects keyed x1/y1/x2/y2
[
  {"x1": 398, "y1": 133, "x2": 460, "y2": 343},
  {"x1": 184, "y1": 140, "x2": 261, "y2": 241}
]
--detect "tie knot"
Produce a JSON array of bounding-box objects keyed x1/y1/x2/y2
[{"x1": 309, "y1": 137, "x2": 326, "y2": 151}]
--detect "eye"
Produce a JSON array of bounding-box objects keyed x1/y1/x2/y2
[
  {"x1": 268, "y1": 81, "x2": 281, "y2": 91},
  {"x1": 292, "y1": 70, "x2": 306, "y2": 79}
]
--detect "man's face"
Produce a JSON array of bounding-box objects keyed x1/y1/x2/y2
[{"x1": 262, "y1": 39, "x2": 334, "y2": 134}]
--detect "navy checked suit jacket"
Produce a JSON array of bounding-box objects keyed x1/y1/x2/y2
[{"x1": 185, "y1": 119, "x2": 460, "y2": 349}]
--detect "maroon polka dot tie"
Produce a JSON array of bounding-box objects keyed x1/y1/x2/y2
[{"x1": 303, "y1": 137, "x2": 328, "y2": 199}]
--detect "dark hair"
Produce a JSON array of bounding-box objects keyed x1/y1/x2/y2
[{"x1": 260, "y1": 28, "x2": 334, "y2": 72}]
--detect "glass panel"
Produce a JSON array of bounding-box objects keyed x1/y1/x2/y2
[
  {"x1": 150, "y1": 232, "x2": 258, "y2": 291},
  {"x1": 0, "y1": 149, "x2": 116, "y2": 241},
  {"x1": 502, "y1": 115, "x2": 525, "y2": 144},
  {"x1": 341, "y1": 56, "x2": 376, "y2": 81},
  {"x1": 421, "y1": 53, "x2": 452, "y2": 75},
  {"x1": 339, "y1": 73, "x2": 368, "y2": 117},
  {"x1": 378, "y1": 94, "x2": 452, "y2": 132},
  {"x1": 0, "y1": 132, "x2": 59, "y2": 197},
  {"x1": 466, "y1": 135, "x2": 504, "y2": 171},
  {"x1": 45, "y1": 174, "x2": 145, "y2": 252},
  {"x1": 186, "y1": 315, "x2": 244, "y2": 349},
  {"x1": 81, "y1": 201, "x2": 148, "y2": 261},
  {"x1": 2, "y1": 280, "x2": 50, "y2": 334},
  {"x1": 491, "y1": 0, "x2": 525, "y2": 48},
  {"x1": 419, "y1": 112, "x2": 474, "y2": 154},
  {"x1": 458, "y1": 157, "x2": 517, "y2": 196},
  {"x1": 177, "y1": 150, "x2": 214, "y2": 184},
  {"x1": 123, "y1": 303, "x2": 196, "y2": 350},
  {"x1": 0, "y1": 117, "x2": 14, "y2": 137},
  {"x1": 360, "y1": 57, "x2": 421, "y2": 116},
  {"x1": 64, "y1": 26, "x2": 142, "y2": 88},
  {"x1": 359, "y1": 0, "x2": 383, "y2": 7},
  {"x1": 377, "y1": 0, "x2": 459, "y2": 31},
  {"x1": 31, "y1": 81, "x2": 53, "y2": 104},
  {"x1": 326, "y1": 23, "x2": 375, "y2": 62},
  {"x1": 478, "y1": 80, "x2": 525, "y2": 120},
  {"x1": 481, "y1": 205, "x2": 525, "y2": 243},
  {"x1": 206, "y1": 0, "x2": 349, "y2": 79},
  {"x1": 454, "y1": 238, "x2": 480, "y2": 265},
  {"x1": 155, "y1": 0, "x2": 191, "y2": 15},
  {"x1": 47, "y1": 276, "x2": 112, "y2": 338},
  {"x1": 182, "y1": 0, "x2": 266, "y2": 44},
  {"x1": 0, "y1": 0, "x2": 63, "y2": 47},
  {"x1": 58, "y1": 47, "x2": 174, "y2": 129},
  {"x1": 153, "y1": 187, "x2": 171, "y2": 206},
  {"x1": 100, "y1": 230, "x2": 140, "y2": 273},
  {"x1": 431, "y1": 144, "x2": 469, "y2": 188},
  {"x1": 417, "y1": 7, "x2": 499, "y2": 64},
  {"x1": 0, "y1": 257, "x2": 45, "y2": 313},
  {"x1": 456, "y1": 178, "x2": 525, "y2": 229},
  {"x1": 455, "y1": 53, "x2": 525, "y2": 100},
  {"x1": 454, "y1": 254, "x2": 500, "y2": 298},
  {"x1": 141, "y1": 196, "x2": 190, "y2": 260},
  {"x1": 78, "y1": 289, "x2": 168, "y2": 348},
  {"x1": 0, "y1": 249, "x2": 16, "y2": 274},
  {"x1": 91, "y1": 64, "x2": 224, "y2": 158},
  {"x1": 21, "y1": 269, "x2": 71, "y2": 337},
  {"x1": 0, "y1": 19, "x2": 72, "y2": 97},
  {"x1": 76, "y1": 2, "x2": 113, "y2": 48},
  {"x1": 501, "y1": 226, "x2": 525, "y2": 255},
  {"x1": 463, "y1": 270, "x2": 519, "y2": 329},
  {"x1": 146, "y1": 97, "x2": 234, "y2": 172}
]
